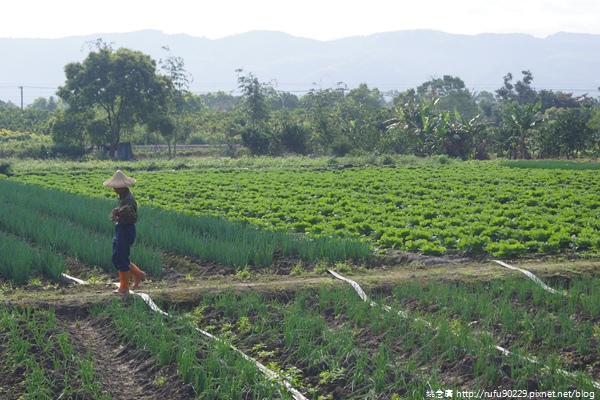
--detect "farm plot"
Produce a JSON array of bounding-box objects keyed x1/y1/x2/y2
[
  {"x1": 0, "y1": 306, "x2": 109, "y2": 399},
  {"x1": 11, "y1": 161, "x2": 600, "y2": 258},
  {"x1": 0, "y1": 179, "x2": 371, "y2": 284},
  {"x1": 2, "y1": 160, "x2": 600, "y2": 398},
  {"x1": 3, "y1": 268, "x2": 599, "y2": 399},
  {"x1": 180, "y1": 276, "x2": 600, "y2": 396},
  {"x1": 0, "y1": 300, "x2": 289, "y2": 400}
]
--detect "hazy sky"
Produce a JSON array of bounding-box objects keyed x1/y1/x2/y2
[{"x1": 3, "y1": 0, "x2": 600, "y2": 40}]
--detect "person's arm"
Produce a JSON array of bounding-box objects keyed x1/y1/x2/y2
[{"x1": 111, "y1": 197, "x2": 138, "y2": 224}]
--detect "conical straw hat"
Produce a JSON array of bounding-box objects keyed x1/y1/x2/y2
[{"x1": 103, "y1": 170, "x2": 136, "y2": 188}]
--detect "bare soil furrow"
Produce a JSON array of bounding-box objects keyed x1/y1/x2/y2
[{"x1": 61, "y1": 312, "x2": 197, "y2": 400}]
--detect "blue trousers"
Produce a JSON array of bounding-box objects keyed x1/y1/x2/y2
[{"x1": 111, "y1": 223, "x2": 136, "y2": 271}]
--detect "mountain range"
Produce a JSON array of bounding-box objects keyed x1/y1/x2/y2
[{"x1": 1, "y1": 29, "x2": 599, "y2": 106}]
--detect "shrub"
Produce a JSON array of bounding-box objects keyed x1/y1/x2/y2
[
  {"x1": 331, "y1": 139, "x2": 352, "y2": 157},
  {"x1": 0, "y1": 161, "x2": 12, "y2": 176},
  {"x1": 381, "y1": 155, "x2": 395, "y2": 165}
]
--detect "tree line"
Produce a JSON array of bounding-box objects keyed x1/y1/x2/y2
[{"x1": 1, "y1": 43, "x2": 599, "y2": 160}]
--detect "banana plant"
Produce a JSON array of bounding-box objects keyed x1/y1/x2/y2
[
  {"x1": 452, "y1": 111, "x2": 489, "y2": 159},
  {"x1": 387, "y1": 98, "x2": 449, "y2": 156},
  {"x1": 501, "y1": 101, "x2": 543, "y2": 159}
]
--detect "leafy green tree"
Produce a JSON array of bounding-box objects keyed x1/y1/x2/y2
[
  {"x1": 587, "y1": 105, "x2": 600, "y2": 132},
  {"x1": 537, "y1": 106, "x2": 593, "y2": 158},
  {"x1": 148, "y1": 114, "x2": 176, "y2": 150},
  {"x1": 236, "y1": 69, "x2": 273, "y2": 155},
  {"x1": 0, "y1": 102, "x2": 52, "y2": 134},
  {"x1": 538, "y1": 90, "x2": 589, "y2": 112},
  {"x1": 585, "y1": 105, "x2": 600, "y2": 157},
  {"x1": 337, "y1": 83, "x2": 391, "y2": 154},
  {"x1": 49, "y1": 109, "x2": 91, "y2": 147},
  {"x1": 386, "y1": 98, "x2": 448, "y2": 156},
  {"x1": 300, "y1": 85, "x2": 345, "y2": 153},
  {"x1": 496, "y1": 70, "x2": 538, "y2": 105},
  {"x1": 159, "y1": 46, "x2": 197, "y2": 154},
  {"x1": 56, "y1": 45, "x2": 173, "y2": 157},
  {"x1": 474, "y1": 91, "x2": 503, "y2": 127},
  {"x1": 267, "y1": 90, "x2": 299, "y2": 111},
  {"x1": 450, "y1": 112, "x2": 489, "y2": 159},
  {"x1": 200, "y1": 91, "x2": 238, "y2": 111},
  {"x1": 29, "y1": 96, "x2": 60, "y2": 111},
  {"x1": 391, "y1": 89, "x2": 419, "y2": 109},
  {"x1": 269, "y1": 118, "x2": 311, "y2": 155},
  {"x1": 236, "y1": 69, "x2": 271, "y2": 127},
  {"x1": 501, "y1": 101, "x2": 542, "y2": 159},
  {"x1": 417, "y1": 75, "x2": 478, "y2": 119},
  {"x1": 388, "y1": 86, "x2": 485, "y2": 158},
  {"x1": 199, "y1": 109, "x2": 244, "y2": 156},
  {"x1": 86, "y1": 119, "x2": 111, "y2": 148}
]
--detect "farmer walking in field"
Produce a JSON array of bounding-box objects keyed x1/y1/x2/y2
[{"x1": 103, "y1": 170, "x2": 146, "y2": 294}]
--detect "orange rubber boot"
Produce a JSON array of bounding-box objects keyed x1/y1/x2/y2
[
  {"x1": 112, "y1": 271, "x2": 131, "y2": 295},
  {"x1": 129, "y1": 262, "x2": 146, "y2": 290}
]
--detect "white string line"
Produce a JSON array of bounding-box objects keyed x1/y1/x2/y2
[
  {"x1": 328, "y1": 269, "x2": 426, "y2": 325},
  {"x1": 327, "y1": 270, "x2": 600, "y2": 390},
  {"x1": 61, "y1": 273, "x2": 86, "y2": 285},
  {"x1": 61, "y1": 273, "x2": 307, "y2": 400},
  {"x1": 194, "y1": 325, "x2": 307, "y2": 400},
  {"x1": 492, "y1": 260, "x2": 566, "y2": 296}
]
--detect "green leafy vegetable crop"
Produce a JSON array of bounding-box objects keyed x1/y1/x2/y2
[{"x1": 13, "y1": 161, "x2": 600, "y2": 258}]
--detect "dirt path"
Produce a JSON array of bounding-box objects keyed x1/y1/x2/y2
[
  {"x1": 64, "y1": 316, "x2": 140, "y2": 399},
  {"x1": 60, "y1": 311, "x2": 196, "y2": 400},
  {"x1": 3, "y1": 255, "x2": 597, "y2": 309}
]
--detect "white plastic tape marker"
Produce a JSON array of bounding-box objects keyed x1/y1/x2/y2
[{"x1": 492, "y1": 260, "x2": 565, "y2": 296}]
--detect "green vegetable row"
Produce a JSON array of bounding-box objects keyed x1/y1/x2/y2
[
  {"x1": 186, "y1": 279, "x2": 600, "y2": 395},
  {"x1": 0, "y1": 188, "x2": 162, "y2": 275},
  {"x1": 0, "y1": 306, "x2": 107, "y2": 399},
  {"x1": 0, "y1": 179, "x2": 372, "y2": 283},
  {"x1": 0, "y1": 230, "x2": 64, "y2": 283},
  {"x1": 13, "y1": 161, "x2": 600, "y2": 257}
]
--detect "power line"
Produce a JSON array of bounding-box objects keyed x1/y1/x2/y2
[
  {"x1": 0, "y1": 85, "x2": 59, "y2": 89},
  {"x1": 2, "y1": 81, "x2": 599, "y2": 107}
]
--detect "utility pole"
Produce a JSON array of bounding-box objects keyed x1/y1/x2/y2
[{"x1": 18, "y1": 86, "x2": 23, "y2": 109}]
